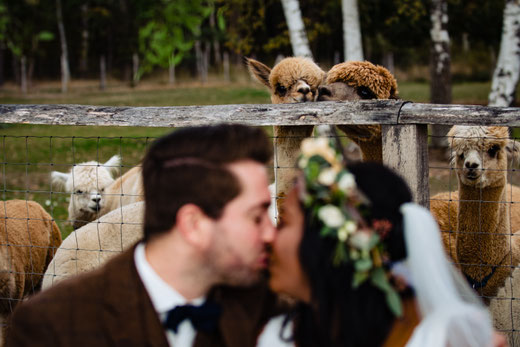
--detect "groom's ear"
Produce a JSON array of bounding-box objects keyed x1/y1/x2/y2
[{"x1": 175, "y1": 204, "x2": 214, "y2": 250}]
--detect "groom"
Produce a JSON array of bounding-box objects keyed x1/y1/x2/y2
[{"x1": 7, "y1": 124, "x2": 279, "y2": 346}]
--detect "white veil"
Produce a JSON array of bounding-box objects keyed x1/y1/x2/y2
[{"x1": 400, "y1": 203, "x2": 493, "y2": 347}]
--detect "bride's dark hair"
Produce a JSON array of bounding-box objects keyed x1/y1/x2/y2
[{"x1": 291, "y1": 162, "x2": 413, "y2": 347}]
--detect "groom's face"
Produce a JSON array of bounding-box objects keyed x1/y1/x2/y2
[{"x1": 205, "y1": 160, "x2": 275, "y2": 286}]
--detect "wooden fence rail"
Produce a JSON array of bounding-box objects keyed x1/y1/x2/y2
[{"x1": 2, "y1": 100, "x2": 520, "y2": 207}]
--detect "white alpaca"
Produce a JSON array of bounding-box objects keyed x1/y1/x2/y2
[
  {"x1": 42, "y1": 201, "x2": 144, "y2": 289},
  {"x1": 0, "y1": 200, "x2": 62, "y2": 345},
  {"x1": 52, "y1": 156, "x2": 144, "y2": 229}
]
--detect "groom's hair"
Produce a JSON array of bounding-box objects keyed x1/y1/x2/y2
[
  {"x1": 141, "y1": 124, "x2": 272, "y2": 241},
  {"x1": 293, "y1": 162, "x2": 412, "y2": 347}
]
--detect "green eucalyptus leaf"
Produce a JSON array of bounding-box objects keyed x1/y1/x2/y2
[
  {"x1": 386, "y1": 287, "x2": 403, "y2": 317},
  {"x1": 354, "y1": 258, "x2": 372, "y2": 272},
  {"x1": 352, "y1": 271, "x2": 369, "y2": 288}
]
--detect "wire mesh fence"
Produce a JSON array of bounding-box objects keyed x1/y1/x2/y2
[{"x1": 2, "y1": 101, "x2": 520, "y2": 344}]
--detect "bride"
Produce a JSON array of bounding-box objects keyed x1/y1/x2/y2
[{"x1": 258, "y1": 138, "x2": 506, "y2": 347}]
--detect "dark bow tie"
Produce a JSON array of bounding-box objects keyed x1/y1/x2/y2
[{"x1": 164, "y1": 301, "x2": 222, "y2": 334}]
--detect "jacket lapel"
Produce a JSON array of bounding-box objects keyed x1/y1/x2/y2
[{"x1": 100, "y1": 244, "x2": 169, "y2": 347}]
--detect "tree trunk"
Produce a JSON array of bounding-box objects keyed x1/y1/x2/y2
[
  {"x1": 195, "y1": 40, "x2": 202, "y2": 82},
  {"x1": 56, "y1": 0, "x2": 70, "y2": 85},
  {"x1": 382, "y1": 51, "x2": 395, "y2": 74},
  {"x1": 429, "y1": 0, "x2": 452, "y2": 148},
  {"x1": 100, "y1": 55, "x2": 106, "y2": 91},
  {"x1": 0, "y1": 43, "x2": 5, "y2": 87},
  {"x1": 489, "y1": 0, "x2": 520, "y2": 107},
  {"x1": 341, "y1": 0, "x2": 363, "y2": 61},
  {"x1": 280, "y1": 0, "x2": 312, "y2": 58},
  {"x1": 20, "y1": 55, "x2": 27, "y2": 95},
  {"x1": 56, "y1": 0, "x2": 70, "y2": 93},
  {"x1": 223, "y1": 51, "x2": 230, "y2": 82},
  {"x1": 79, "y1": 3, "x2": 89, "y2": 77},
  {"x1": 203, "y1": 42, "x2": 210, "y2": 83},
  {"x1": 132, "y1": 53, "x2": 139, "y2": 87},
  {"x1": 209, "y1": 11, "x2": 221, "y2": 68},
  {"x1": 169, "y1": 54, "x2": 175, "y2": 85},
  {"x1": 27, "y1": 57, "x2": 35, "y2": 90}
]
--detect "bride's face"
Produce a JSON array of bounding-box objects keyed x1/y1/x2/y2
[{"x1": 268, "y1": 187, "x2": 311, "y2": 302}]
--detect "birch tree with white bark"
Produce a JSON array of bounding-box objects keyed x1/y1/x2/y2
[
  {"x1": 56, "y1": 0, "x2": 70, "y2": 93},
  {"x1": 489, "y1": 0, "x2": 520, "y2": 107},
  {"x1": 341, "y1": 0, "x2": 363, "y2": 61},
  {"x1": 280, "y1": 0, "x2": 312, "y2": 58},
  {"x1": 429, "y1": 0, "x2": 452, "y2": 147}
]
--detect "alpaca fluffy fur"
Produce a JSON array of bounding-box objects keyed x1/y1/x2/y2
[
  {"x1": 52, "y1": 156, "x2": 143, "y2": 229},
  {"x1": 42, "y1": 201, "x2": 144, "y2": 289},
  {"x1": 246, "y1": 58, "x2": 398, "y2": 212},
  {"x1": 431, "y1": 126, "x2": 520, "y2": 298},
  {"x1": 323, "y1": 61, "x2": 399, "y2": 162},
  {"x1": 0, "y1": 200, "x2": 62, "y2": 344}
]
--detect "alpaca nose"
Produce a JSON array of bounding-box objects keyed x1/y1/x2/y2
[
  {"x1": 465, "y1": 161, "x2": 479, "y2": 169},
  {"x1": 317, "y1": 85, "x2": 332, "y2": 99},
  {"x1": 298, "y1": 85, "x2": 310, "y2": 94},
  {"x1": 91, "y1": 195, "x2": 101, "y2": 203}
]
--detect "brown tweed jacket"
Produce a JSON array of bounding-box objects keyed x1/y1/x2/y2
[{"x1": 6, "y1": 245, "x2": 280, "y2": 347}]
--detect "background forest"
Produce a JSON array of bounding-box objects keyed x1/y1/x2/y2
[{"x1": 0, "y1": 0, "x2": 512, "y2": 100}]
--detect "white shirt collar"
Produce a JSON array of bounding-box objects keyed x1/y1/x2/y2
[{"x1": 134, "y1": 242, "x2": 205, "y2": 316}]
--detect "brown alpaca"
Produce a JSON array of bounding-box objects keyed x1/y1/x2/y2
[
  {"x1": 246, "y1": 58, "x2": 398, "y2": 209},
  {"x1": 0, "y1": 200, "x2": 62, "y2": 344},
  {"x1": 431, "y1": 126, "x2": 520, "y2": 298},
  {"x1": 317, "y1": 61, "x2": 399, "y2": 162},
  {"x1": 246, "y1": 57, "x2": 326, "y2": 206}
]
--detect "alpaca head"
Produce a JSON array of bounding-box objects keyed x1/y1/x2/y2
[
  {"x1": 317, "y1": 61, "x2": 399, "y2": 101},
  {"x1": 52, "y1": 155, "x2": 121, "y2": 228},
  {"x1": 246, "y1": 57, "x2": 326, "y2": 104},
  {"x1": 448, "y1": 126, "x2": 510, "y2": 188}
]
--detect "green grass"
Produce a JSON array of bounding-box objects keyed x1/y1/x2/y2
[{"x1": 0, "y1": 78, "x2": 514, "y2": 237}]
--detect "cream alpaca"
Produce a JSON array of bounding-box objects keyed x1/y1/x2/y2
[
  {"x1": 42, "y1": 201, "x2": 144, "y2": 289},
  {"x1": 52, "y1": 156, "x2": 143, "y2": 229}
]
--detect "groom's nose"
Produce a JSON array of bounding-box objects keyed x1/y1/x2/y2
[{"x1": 261, "y1": 214, "x2": 276, "y2": 243}]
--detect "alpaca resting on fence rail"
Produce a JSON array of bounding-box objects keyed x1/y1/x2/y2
[
  {"x1": 246, "y1": 57, "x2": 398, "y2": 212},
  {"x1": 0, "y1": 200, "x2": 62, "y2": 345}
]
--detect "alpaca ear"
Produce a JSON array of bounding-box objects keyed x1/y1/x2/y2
[
  {"x1": 51, "y1": 171, "x2": 69, "y2": 190},
  {"x1": 506, "y1": 141, "x2": 520, "y2": 167},
  {"x1": 245, "y1": 57, "x2": 272, "y2": 89},
  {"x1": 103, "y1": 155, "x2": 121, "y2": 177}
]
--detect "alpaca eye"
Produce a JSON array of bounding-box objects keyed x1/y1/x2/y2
[
  {"x1": 357, "y1": 86, "x2": 376, "y2": 100},
  {"x1": 459, "y1": 153, "x2": 464, "y2": 160},
  {"x1": 276, "y1": 85, "x2": 287, "y2": 96},
  {"x1": 101, "y1": 188, "x2": 105, "y2": 192},
  {"x1": 488, "y1": 145, "x2": 500, "y2": 158},
  {"x1": 76, "y1": 190, "x2": 83, "y2": 194}
]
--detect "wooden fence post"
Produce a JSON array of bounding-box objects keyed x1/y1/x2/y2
[{"x1": 382, "y1": 124, "x2": 430, "y2": 208}]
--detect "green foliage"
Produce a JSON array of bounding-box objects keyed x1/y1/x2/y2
[{"x1": 137, "y1": 0, "x2": 212, "y2": 80}]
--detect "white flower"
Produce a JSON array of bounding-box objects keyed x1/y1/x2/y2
[
  {"x1": 338, "y1": 173, "x2": 356, "y2": 193},
  {"x1": 298, "y1": 156, "x2": 308, "y2": 169},
  {"x1": 300, "y1": 138, "x2": 336, "y2": 164},
  {"x1": 45, "y1": 200, "x2": 51, "y2": 206},
  {"x1": 349, "y1": 231, "x2": 372, "y2": 250},
  {"x1": 338, "y1": 220, "x2": 357, "y2": 242},
  {"x1": 318, "y1": 205, "x2": 345, "y2": 228},
  {"x1": 318, "y1": 167, "x2": 337, "y2": 186}
]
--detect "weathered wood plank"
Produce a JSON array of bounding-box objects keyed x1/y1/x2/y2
[
  {"x1": 0, "y1": 101, "x2": 402, "y2": 127},
  {"x1": 398, "y1": 103, "x2": 520, "y2": 126},
  {"x1": 382, "y1": 124, "x2": 430, "y2": 208},
  {"x1": 1, "y1": 101, "x2": 520, "y2": 127}
]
